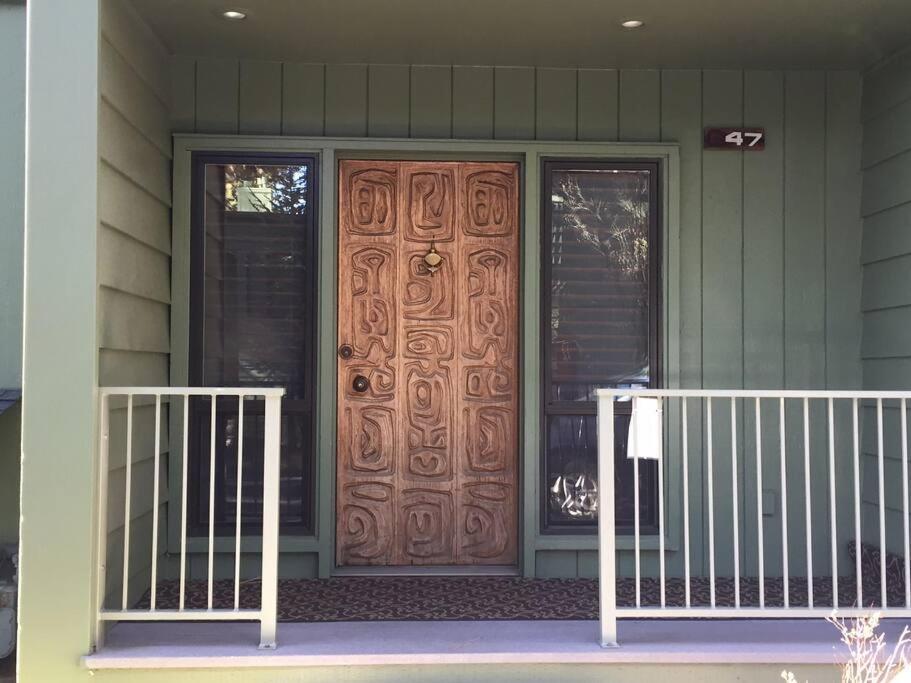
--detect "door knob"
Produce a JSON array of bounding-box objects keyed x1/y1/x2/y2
[{"x1": 352, "y1": 375, "x2": 370, "y2": 393}]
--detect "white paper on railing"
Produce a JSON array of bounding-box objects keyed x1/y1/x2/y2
[{"x1": 627, "y1": 397, "x2": 663, "y2": 460}]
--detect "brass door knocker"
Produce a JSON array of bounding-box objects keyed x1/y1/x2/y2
[{"x1": 423, "y1": 241, "x2": 443, "y2": 275}]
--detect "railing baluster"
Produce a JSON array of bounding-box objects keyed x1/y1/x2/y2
[
  {"x1": 121, "y1": 394, "x2": 134, "y2": 611},
  {"x1": 731, "y1": 398, "x2": 740, "y2": 608},
  {"x1": 179, "y1": 394, "x2": 189, "y2": 611},
  {"x1": 208, "y1": 394, "x2": 217, "y2": 610},
  {"x1": 682, "y1": 398, "x2": 691, "y2": 608},
  {"x1": 903, "y1": 398, "x2": 910, "y2": 608},
  {"x1": 150, "y1": 394, "x2": 161, "y2": 612},
  {"x1": 803, "y1": 397, "x2": 813, "y2": 608},
  {"x1": 755, "y1": 397, "x2": 764, "y2": 608},
  {"x1": 853, "y1": 397, "x2": 862, "y2": 607},
  {"x1": 828, "y1": 397, "x2": 838, "y2": 608},
  {"x1": 780, "y1": 397, "x2": 789, "y2": 608},
  {"x1": 234, "y1": 396, "x2": 245, "y2": 611},
  {"x1": 707, "y1": 397, "x2": 716, "y2": 608},
  {"x1": 598, "y1": 395, "x2": 618, "y2": 647},
  {"x1": 878, "y1": 398, "x2": 887, "y2": 608},
  {"x1": 633, "y1": 402, "x2": 641, "y2": 608},
  {"x1": 658, "y1": 398, "x2": 666, "y2": 608}
]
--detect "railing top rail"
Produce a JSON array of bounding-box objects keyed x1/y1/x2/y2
[
  {"x1": 99, "y1": 386, "x2": 286, "y2": 397},
  {"x1": 596, "y1": 388, "x2": 911, "y2": 399}
]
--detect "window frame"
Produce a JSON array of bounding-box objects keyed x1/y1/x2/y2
[
  {"x1": 187, "y1": 151, "x2": 320, "y2": 536},
  {"x1": 539, "y1": 158, "x2": 663, "y2": 535}
]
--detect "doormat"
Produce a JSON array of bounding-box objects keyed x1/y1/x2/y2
[{"x1": 135, "y1": 574, "x2": 905, "y2": 622}]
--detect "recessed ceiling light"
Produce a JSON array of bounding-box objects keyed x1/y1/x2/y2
[
  {"x1": 222, "y1": 10, "x2": 247, "y2": 21},
  {"x1": 621, "y1": 19, "x2": 644, "y2": 28}
]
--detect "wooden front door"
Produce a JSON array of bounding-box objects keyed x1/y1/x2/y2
[{"x1": 336, "y1": 160, "x2": 519, "y2": 567}]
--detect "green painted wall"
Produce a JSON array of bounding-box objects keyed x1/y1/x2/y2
[
  {"x1": 860, "y1": 47, "x2": 911, "y2": 552},
  {"x1": 0, "y1": 2, "x2": 24, "y2": 548},
  {"x1": 0, "y1": 2, "x2": 24, "y2": 391},
  {"x1": 97, "y1": 0, "x2": 172, "y2": 609},
  {"x1": 171, "y1": 60, "x2": 864, "y2": 580}
]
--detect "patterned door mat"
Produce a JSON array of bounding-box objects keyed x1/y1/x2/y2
[{"x1": 135, "y1": 574, "x2": 905, "y2": 622}]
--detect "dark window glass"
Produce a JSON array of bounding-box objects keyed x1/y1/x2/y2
[
  {"x1": 542, "y1": 160, "x2": 660, "y2": 532},
  {"x1": 189, "y1": 154, "x2": 317, "y2": 535}
]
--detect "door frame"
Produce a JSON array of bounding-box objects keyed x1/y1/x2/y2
[{"x1": 171, "y1": 135, "x2": 681, "y2": 579}]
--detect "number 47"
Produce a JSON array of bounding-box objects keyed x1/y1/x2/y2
[{"x1": 725, "y1": 131, "x2": 763, "y2": 147}]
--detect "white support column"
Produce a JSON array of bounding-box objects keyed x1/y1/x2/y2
[
  {"x1": 259, "y1": 393, "x2": 283, "y2": 649},
  {"x1": 19, "y1": 0, "x2": 100, "y2": 678},
  {"x1": 597, "y1": 393, "x2": 618, "y2": 647}
]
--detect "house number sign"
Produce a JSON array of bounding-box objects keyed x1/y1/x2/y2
[{"x1": 704, "y1": 127, "x2": 765, "y2": 150}]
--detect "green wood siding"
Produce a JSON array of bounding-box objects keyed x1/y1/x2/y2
[
  {"x1": 170, "y1": 61, "x2": 863, "y2": 578},
  {"x1": 0, "y1": 4, "x2": 24, "y2": 390},
  {"x1": 860, "y1": 48, "x2": 911, "y2": 552},
  {"x1": 0, "y1": 3, "x2": 24, "y2": 547},
  {"x1": 98, "y1": 0, "x2": 172, "y2": 606}
]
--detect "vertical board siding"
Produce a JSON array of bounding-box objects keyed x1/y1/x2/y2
[
  {"x1": 100, "y1": 0, "x2": 172, "y2": 604},
  {"x1": 494, "y1": 67, "x2": 536, "y2": 140},
  {"x1": 535, "y1": 68, "x2": 576, "y2": 140},
  {"x1": 195, "y1": 58, "x2": 239, "y2": 134},
  {"x1": 368, "y1": 65, "x2": 410, "y2": 137},
  {"x1": 861, "y1": 53, "x2": 911, "y2": 556},
  {"x1": 173, "y1": 58, "x2": 863, "y2": 578},
  {"x1": 239, "y1": 61, "x2": 282, "y2": 135},
  {"x1": 619, "y1": 70, "x2": 660, "y2": 141},
  {"x1": 578, "y1": 69, "x2": 618, "y2": 141},
  {"x1": 325, "y1": 64, "x2": 367, "y2": 136},
  {"x1": 282, "y1": 63, "x2": 325, "y2": 136},
  {"x1": 452, "y1": 66, "x2": 494, "y2": 139},
  {"x1": 410, "y1": 65, "x2": 452, "y2": 138}
]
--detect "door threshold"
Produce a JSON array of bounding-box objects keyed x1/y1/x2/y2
[{"x1": 333, "y1": 565, "x2": 519, "y2": 577}]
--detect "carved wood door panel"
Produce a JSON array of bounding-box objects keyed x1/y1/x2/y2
[{"x1": 336, "y1": 160, "x2": 519, "y2": 567}]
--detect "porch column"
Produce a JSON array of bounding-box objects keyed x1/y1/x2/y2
[{"x1": 18, "y1": 1, "x2": 100, "y2": 681}]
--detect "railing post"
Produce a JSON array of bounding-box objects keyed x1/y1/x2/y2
[
  {"x1": 259, "y1": 392, "x2": 282, "y2": 649},
  {"x1": 92, "y1": 392, "x2": 110, "y2": 652},
  {"x1": 597, "y1": 392, "x2": 618, "y2": 647}
]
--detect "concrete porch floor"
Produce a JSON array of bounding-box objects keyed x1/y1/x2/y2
[{"x1": 83, "y1": 618, "x2": 911, "y2": 670}]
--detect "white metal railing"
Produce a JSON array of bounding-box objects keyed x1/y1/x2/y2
[
  {"x1": 93, "y1": 387, "x2": 284, "y2": 650},
  {"x1": 597, "y1": 389, "x2": 911, "y2": 647}
]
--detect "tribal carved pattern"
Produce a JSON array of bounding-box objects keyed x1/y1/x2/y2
[
  {"x1": 405, "y1": 169, "x2": 455, "y2": 243},
  {"x1": 462, "y1": 169, "x2": 515, "y2": 237},
  {"x1": 345, "y1": 246, "x2": 396, "y2": 401},
  {"x1": 463, "y1": 249, "x2": 509, "y2": 361},
  {"x1": 346, "y1": 167, "x2": 397, "y2": 235},
  {"x1": 404, "y1": 362, "x2": 452, "y2": 480},
  {"x1": 403, "y1": 249, "x2": 454, "y2": 320},
  {"x1": 400, "y1": 489, "x2": 454, "y2": 562},
  {"x1": 345, "y1": 406, "x2": 396, "y2": 474},
  {"x1": 464, "y1": 365, "x2": 511, "y2": 402},
  {"x1": 337, "y1": 160, "x2": 518, "y2": 567},
  {"x1": 338, "y1": 482, "x2": 394, "y2": 564},
  {"x1": 461, "y1": 482, "x2": 511, "y2": 560},
  {"x1": 462, "y1": 406, "x2": 511, "y2": 474}
]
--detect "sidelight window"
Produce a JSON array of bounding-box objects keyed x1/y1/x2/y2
[
  {"x1": 188, "y1": 153, "x2": 318, "y2": 535},
  {"x1": 541, "y1": 159, "x2": 660, "y2": 533}
]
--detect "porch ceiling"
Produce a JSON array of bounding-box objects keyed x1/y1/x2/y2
[{"x1": 130, "y1": 0, "x2": 911, "y2": 70}]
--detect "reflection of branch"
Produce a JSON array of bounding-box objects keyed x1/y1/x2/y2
[{"x1": 556, "y1": 176, "x2": 649, "y2": 281}]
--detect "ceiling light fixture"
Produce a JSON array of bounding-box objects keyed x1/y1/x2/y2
[
  {"x1": 621, "y1": 19, "x2": 644, "y2": 28},
  {"x1": 222, "y1": 10, "x2": 247, "y2": 20}
]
